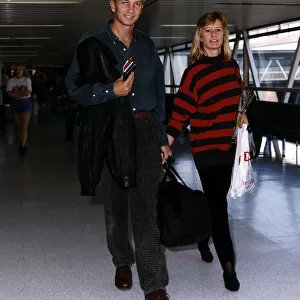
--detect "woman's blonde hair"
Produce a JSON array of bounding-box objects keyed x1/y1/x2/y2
[{"x1": 190, "y1": 11, "x2": 231, "y2": 62}]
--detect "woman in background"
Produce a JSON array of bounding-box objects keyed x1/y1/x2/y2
[
  {"x1": 6, "y1": 64, "x2": 32, "y2": 154},
  {"x1": 56, "y1": 69, "x2": 78, "y2": 142},
  {"x1": 167, "y1": 12, "x2": 248, "y2": 292}
]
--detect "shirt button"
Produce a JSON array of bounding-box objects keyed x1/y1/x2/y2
[
  {"x1": 132, "y1": 93, "x2": 135, "y2": 96},
  {"x1": 93, "y1": 94, "x2": 96, "y2": 97},
  {"x1": 105, "y1": 90, "x2": 109, "y2": 93},
  {"x1": 133, "y1": 108, "x2": 136, "y2": 111},
  {"x1": 123, "y1": 48, "x2": 126, "y2": 51}
]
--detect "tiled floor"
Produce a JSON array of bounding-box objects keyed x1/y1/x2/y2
[{"x1": 0, "y1": 114, "x2": 300, "y2": 300}]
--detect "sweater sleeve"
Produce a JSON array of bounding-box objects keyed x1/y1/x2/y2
[{"x1": 167, "y1": 68, "x2": 197, "y2": 139}]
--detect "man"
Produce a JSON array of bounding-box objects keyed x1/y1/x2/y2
[
  {"x1": 32, "y1": 67, "x2": 47, "y2": 108},
  {"x1": 1, "y1": 68, "x2": 10, "y2": 105},
  {"x1": 66, "y1": 1, "x2": 171, "y2": 299}
]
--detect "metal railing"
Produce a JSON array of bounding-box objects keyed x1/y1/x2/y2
[{"x1": 165, "y1": 85, "x2": 300, "y2": 93}]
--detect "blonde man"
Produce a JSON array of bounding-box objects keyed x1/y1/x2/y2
[{"x1": 66, "y1": 1, "x2": 171, "y2": 299}]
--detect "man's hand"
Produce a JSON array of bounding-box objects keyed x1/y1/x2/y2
[
  {"x1": 113, "y1": 72, "x2": 134, "y2": 97},
  {"x1": 161, "y1": 146, "x2": 172, "y2": 165}
]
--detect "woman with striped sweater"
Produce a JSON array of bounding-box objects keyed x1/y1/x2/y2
[{"x1": 167, "y1": 12, "x2": 248, "y2": 292}]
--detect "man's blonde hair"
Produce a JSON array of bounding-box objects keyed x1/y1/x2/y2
[{"x1": 113, "y1": 0, "x2": 144, "y2": 3}]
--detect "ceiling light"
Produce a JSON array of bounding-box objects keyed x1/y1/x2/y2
[
  {"x1": 0, "y1": 24, "x2": 63, "y2": 27},
  {"x1": 10, "y1": 60, "x2": 29, "y2": 62},
  {"x1": 160, "y1": 25, "x2": 196, "y2": 27},
  {"x1": 0, "y1": 54, "x2": 38, "y2": 57},
  {"x1": 0, "y1": 50, "x2": 40, "y2": 53},
  {"x1": 216, "y1": 2, "x2": 300, "y2": 6},
  {"x1": 0, "y1": 0, "x2": 86, "y2": 3},
  {"x1": 0, "y1": 45, "x2": 44, "y2": 48},
  {"x1": 160, "y1": 24, "x2": 235, "y2": 27},
  {"x1": 0, "y1": 37, "x2": 51, "y2": 40},
  {"x1": 16, "y1": 37, "x2": 51, "y2": 40},
  {"x1": 150, "y1": 36, "x2": 189, "y2": 39}
]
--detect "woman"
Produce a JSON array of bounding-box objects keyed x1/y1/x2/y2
[
  {"x1": 56, "y1": 70, "x2": 78, "y2": 142},
  {"x1": 167, "y1": 12, "x2": 248, "y2": 291},
  {"x1": 6, "y1": 64, "x2": 32, "y2": 154}
]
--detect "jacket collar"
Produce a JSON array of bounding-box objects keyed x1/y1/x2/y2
[{"x1": 105, "y1": 20, "x2": 137, "y2": 44}]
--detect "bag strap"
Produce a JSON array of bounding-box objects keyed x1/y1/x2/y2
[
  {"x1": 169, "y1": 164, "x2": 187, "y2": 187},
  {"x1": 162, "y1": 163, "x2": 187, "y2": 187}
]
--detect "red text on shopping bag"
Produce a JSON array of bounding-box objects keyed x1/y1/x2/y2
[{"x1": 238, "y1": 151, "x2": 251, "y2": 165}]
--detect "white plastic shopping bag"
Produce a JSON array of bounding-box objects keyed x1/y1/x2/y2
[{"x1": 229, "y1": 124, "x2": 255, "y2": 199}]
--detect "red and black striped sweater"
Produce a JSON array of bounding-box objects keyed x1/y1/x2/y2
[{"x1": 167, "y1": 54, "x2": 243, "y2": 169}]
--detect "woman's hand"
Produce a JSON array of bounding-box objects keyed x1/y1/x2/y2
[{"x1": 241, "y1": 113, "x2": 249, "y2": 125}]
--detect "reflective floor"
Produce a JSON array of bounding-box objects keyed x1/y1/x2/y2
[{"x1": 0, "y1": 115, "x2": 300, "y2": 300}]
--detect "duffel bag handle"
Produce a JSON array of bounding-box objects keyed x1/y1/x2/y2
[{"x1": 162, "y1": 156, "x2": 187, "y2": 187}]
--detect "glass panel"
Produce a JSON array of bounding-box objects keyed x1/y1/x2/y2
[
  {"x1": 260, "y1": 90, "x2": 280, "y2": 102},
  {"x1": 249, "y1": 30, "x2": 300, "y2": 88},
  {"x1": 260, "y1": 137, "x2": 299, "y2": 166},
  {"x1": 234, "y1": 40, "x2": 244, "y2": 80},
  {"x1": 288, "y1": 92, "x2": 300, "y2": 104},
  {"x1": 159, "y1": 55, "x2": 164, "y2": 64},
  {"x1": 173, "y1": 54, "x2": 188, "y2": 86},
  {"x1": 249, "y1": 90, "x2": 300, "y2": 104},
  {"x1": 229, "y1": 33, "x2": 236, "y2": 41},
  {"x1": 164, "y1": 55, "x2": 171, "y2": 94}
]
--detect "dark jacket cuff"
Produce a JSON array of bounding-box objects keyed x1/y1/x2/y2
[
  {"x1": 160, "y1": 125, "x2": 168, "y2": 146},
  {"x1": 92, "y1": 82, "x2": 117, "y2": 101},
  {"x1": 166, "y1": 125, "x2": 182, "y2": 141}
]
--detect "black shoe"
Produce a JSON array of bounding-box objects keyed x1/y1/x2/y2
[
  {"x1": 18, "y1": 145, "x2": 28, "y2": 155},
  {"x1": 65, "y1": 134, "x2": 74, "y2": 142},
  {"x1": 223, "y1": 270, "x2": 240, "y2": 291},
  {"x1": 200, "y1": 249, "x2": 214, "y2": 263},
  {"x1": 81, "y1": 186, "x2": 96, "y2": 196},
  {"x1": 198, "y1": 241, "x2": 214, "y2": 263}
]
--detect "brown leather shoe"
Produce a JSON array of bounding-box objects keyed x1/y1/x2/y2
[
  {"x1": 115, "y1": 265, "x2": 132, "y2": 290},
  {"x1": 145, "y1": 289, "x2": 169, "y2": 300}
]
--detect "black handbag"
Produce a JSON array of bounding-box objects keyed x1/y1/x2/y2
[{"x1": 158, "y1": 161, "x2": 212, "y2": 248}]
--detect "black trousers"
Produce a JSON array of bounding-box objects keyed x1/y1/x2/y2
[
  {"x1": 100, "y1": 114, "x2": 169, "y2": 294},
  {"x1": 64, "y1": 109, "x2": 77, "y2": 138},
  {"x1": 196, "y1": 164, "x2": 235, "y2": 269}
]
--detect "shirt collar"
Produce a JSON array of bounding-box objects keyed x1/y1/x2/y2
[{"x1": 105, "y1": 20, "x2": 137, "y2": 44}]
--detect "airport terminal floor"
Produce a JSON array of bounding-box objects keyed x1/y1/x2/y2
[{"x1": 0, "y1": 114, "x2": 300, "y2": 300}]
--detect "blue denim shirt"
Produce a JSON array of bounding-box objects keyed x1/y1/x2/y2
[{"x1": 66, "y1": 21, "x2": 167, "y2": 146}]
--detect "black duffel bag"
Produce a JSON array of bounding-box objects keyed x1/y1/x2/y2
[{"x1": 158, "y1": 161, "x2": 212, "y2": 248}]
